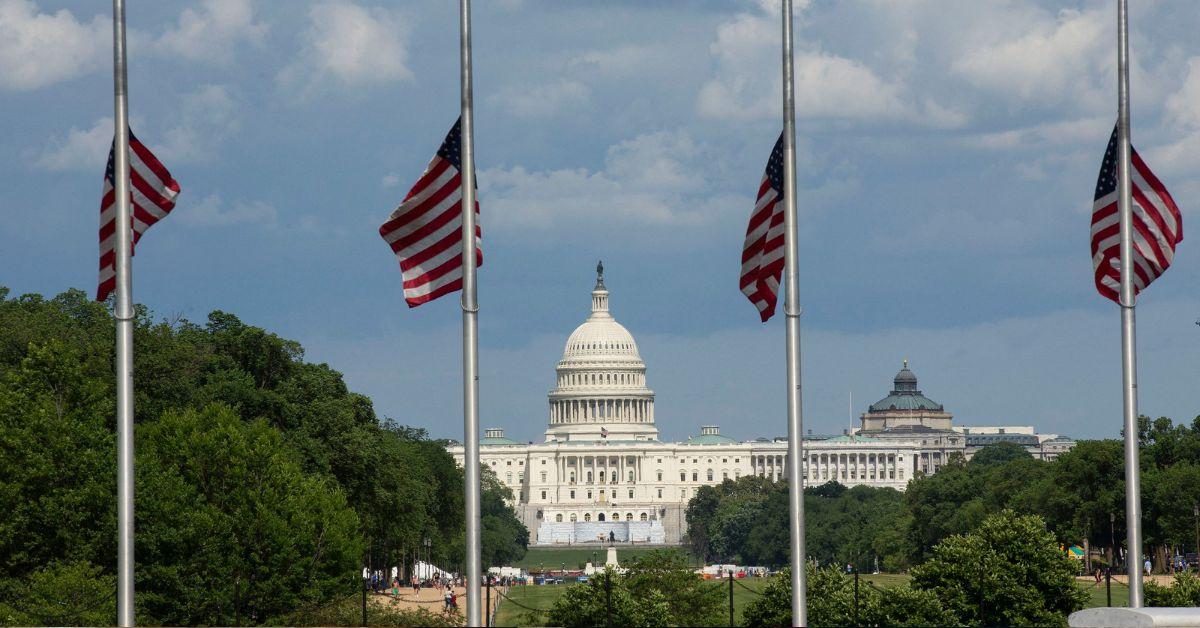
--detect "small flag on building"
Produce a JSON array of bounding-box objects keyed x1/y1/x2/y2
[
  {"x1": 96, "y1": 130, "x2": 181, "y2": 302},
  {"x1": 600, "y1": 427, "x2": 609, "y2": 438},
  {"x1": 739, "y1": 133, "x2": 786, "y2": 322},
  {"x1": 1091, "y1": 125, "x2": 1182, "y2": 303},
  {"x1": 379, "y1": 118, "x2": 482, "y2": 307}
]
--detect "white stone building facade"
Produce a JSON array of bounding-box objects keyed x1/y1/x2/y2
[{"x1": 446, "y1": 267, "x2": 1072, "y2": 545}]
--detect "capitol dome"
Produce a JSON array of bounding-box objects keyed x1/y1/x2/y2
[
  {"x1": 545, "y1": 263, "x2": 658, "y2": 442},
  {"x1": 560, "y1": 271, "x2": 643, "y2": 364}
]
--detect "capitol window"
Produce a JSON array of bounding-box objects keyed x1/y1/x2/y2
[
  {"x1": 570, "y1": 514, "x2": 577, "y2": 522},
  {"x1": 656, "y1": 471, "x2": 662, "y2": 481},
  {"x1": 584, "y1": 514, "x2": 591, "y2": 522},
  {"x1": 657, "y1": 488, "x2": 662, "y2": 498},
  {"x1": 555, "y1": 514, "x2": 562, "y2": 522},
  {"x1": 507, "y1": 460, "x2": 511, "y2": 466},
  {"x1": 628, "y1": 489, "x2": 633, "y2": 499},
  {"x1": 570, "y1": 490, "x2": 575, "y2": 499},
  {"x1": 541, "y1": 490, "x2": 547, "y2": 500},
  {"x1": 541, "y1": 472, "x2": 547, "y2": 482},
  {"x1": 587, "y1": 490, "x2": 592, "y2": 499},
  {"x1": 679, "y1": 472, "x2": 685, "y2": 481},
  {"x1": 707, "y1": 470, "x2": 714, "y2": 481},
  {"x1": 692, "y1": 472, "x2": 698, "y2": 482},
  {"x1": 506, "y1": 472, "x2": 512, "y2": 483}
]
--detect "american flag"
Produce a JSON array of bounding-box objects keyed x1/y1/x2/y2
[
  {"x1": 1091, "y1": 125, "x2": 1182, "y2": 303},
  {"x1": 379, "y1": 118, "x2": 481, "y2": 307},
  {"x1": 740, "y1": 133, "x2": 786, "y2": 321},
  {"x1": 96, "y1": 131, "x2": 181, "y2": 302},
  {"x1": 600, "y1": 427, "x2": 608, "y2": 438}
]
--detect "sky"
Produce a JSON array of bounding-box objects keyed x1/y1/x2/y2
[{"x1": 1, "y1": 0, "x2": 1197, "y2": 443}]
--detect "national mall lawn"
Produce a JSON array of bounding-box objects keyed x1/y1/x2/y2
[{"x1": 493, "y1": 548, "x2": 1130, "y2": 627}]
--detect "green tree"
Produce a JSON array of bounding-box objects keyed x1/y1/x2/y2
[
  {"x1": 969, "y1": 442, "x2": 1033, "y2": 468},
  {"x1": 741, "y1": 565, "x2": 955, "y2": 628},
  {"x1": 135, "y1": 405, "x2": 364, "y2": 625},
  {"x1": 1145, "y1": 572, "x2": 1200, "y2": 607},
  {"x1": 624, "y1": 549, "x2": 724, "y2": 627},
  {"x1": 0, "y1": 561, "x2": 116, "y2": 626},
  {"x1": 546, "y1": 569, "x2": 670, "y2": 628},
  {"x1": 911, "y1": 510, "x2": 1086, "y2": 626}
]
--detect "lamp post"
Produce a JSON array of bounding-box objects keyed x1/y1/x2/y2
[
  {"x1": 1110, "y1": 513, "x2": 1117, "y2": 568},
  {"x1": 1193, "y1": 502, "x2": 1199, "y2": 572},
  {"x1": 423, "y1": 537, "x2": 431, "y2": 580},
  {"x1": 360, "y1": 566, "x2": 369, "y2": 627}
]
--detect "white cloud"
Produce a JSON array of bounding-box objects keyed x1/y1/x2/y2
[
  {"x1": 1144, "y1": 57, "x2": 1200, "y2": 180},
  {"x1": 696, "y1": 8, "x2": 960, "y2": 126},
  {"x1": 966, "y1": 116, "x2": 1111, "y2": 151},
  {"x1": 36, "y1": 117, "x2": 112, "y2": 171},
  {"x1": 157, "y1": 85, "x2": 240, "y2": 163},
  {"x1": 570, "y1": 43, "x2": 678, "y2": 78},
  {"x1": 951, "y1": 8, "x2": 1108, "y2": 107},
  {"x1": 36, "y1": 85, "x2": 238, "y2": 172},
  {"x1": 177, "y1": 193, "x2": 276, "y2": 227},
  {"x1": 0, "y1": 0, "x2": 108, "y2": 91},
  {"x1": 1165, "y1": 58, "x2": 1200, "y2": 133},
  {"x1": 481, "y1": 131, "x2": 715, "y2": 233},
  {"x1": 309, "y1": 298, "x2": 1200, "y2": 443},
  {"x1": 153, "y1": 0, "x2": 267, "y2": 63},
  {"x1": 279, "y1": 2, "x2": 412, "y2": 95},
  {"x1": 381, "y1": 173, "x2": 400, "y2": 188},
  {"x1": 489, "y1": 80, "x2": 590, "y2": 118}
]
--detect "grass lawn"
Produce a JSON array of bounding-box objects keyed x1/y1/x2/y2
[
  {"x1": 492, "y1": 578, "x2": 772, "y2": 627},
  {"x1": 510, "y1": 546, "x2": 678, "y2": 571},
  {"x1": 492, "y1": 571, "x2": 1126, "y2": 626},
  {"x1": 1081, "y1": 580, "x2": 1129, "y2": 608},
  {"x1": 492, "y1": 583, "x2": 569, "y2": 627}
]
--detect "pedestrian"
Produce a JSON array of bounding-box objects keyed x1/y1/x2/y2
[
  {"x1": 450, "y1": 591, "x2": 458, "y2": 611},
  {"x1": 1144, "y1": 558, "x2": 1152, "y2": 576},
  {"x1": 1094, "y1": 567, "x2": 1102, "y2": 586}
]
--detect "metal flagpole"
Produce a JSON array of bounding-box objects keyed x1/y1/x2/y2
[
  {"x1": 111, "y1": 1, "x2": 136, "y2": 625},
  {"x1": 458, "y1": 0, "x2": 482, "y2": 625},
  {"x1": 780, "y1": 0, "x2": 807, "y2": 625},
  {"x1": 1115, "y1": 0, "x2": 1143, "y2": 608}
]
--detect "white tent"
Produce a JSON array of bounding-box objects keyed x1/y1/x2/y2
[{"x1": 412, "y1": 560, "x2": 453, "y2": 580}]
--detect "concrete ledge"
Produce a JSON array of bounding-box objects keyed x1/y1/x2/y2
[{"x1": 1069, "y1": 608, "x2": 1200, "y2": 627}]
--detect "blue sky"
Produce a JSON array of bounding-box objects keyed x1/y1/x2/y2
[{"x1": 1, "y1": 0, "x2": 1197, "y2": 442}]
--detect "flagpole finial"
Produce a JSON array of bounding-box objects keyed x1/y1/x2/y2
[{"x1": 595, "y1": 260, "x2": 605, "y2": 289}]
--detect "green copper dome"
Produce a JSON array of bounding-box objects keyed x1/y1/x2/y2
[{"x1": 868, "y1": 361, "x2": 944, "y2": 412}]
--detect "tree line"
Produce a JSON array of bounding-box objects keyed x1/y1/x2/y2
[
  {"x1": 533, "y1": 513, "x2": 1091, "y2": 627},
  {"x1": 0, "y1": 288, "x2": 528, "y2": 626},
  {"x1": 686, "y1": 422, "x2": 1200, "y2": 572}
]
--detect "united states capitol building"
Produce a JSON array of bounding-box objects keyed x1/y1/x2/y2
[{"x1": 447, "y1": 266, "x2": 1074, "y2": 546}]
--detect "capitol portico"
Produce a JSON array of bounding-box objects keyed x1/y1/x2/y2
[{"x1": 446, "y1": 265, "x2": 1073, "y2": 546}]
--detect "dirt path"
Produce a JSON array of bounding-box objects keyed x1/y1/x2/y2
[
  {"x1": 369, "y1": 585, "x2": 502, "y2": 625},
  {"x1": 1075, "y1": 573, "x2": 1177, "y2": 586}
]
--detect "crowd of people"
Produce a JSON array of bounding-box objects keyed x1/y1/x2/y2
[{"x1": 363, "y1": 566, "x2": 464, "y2": 613}]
